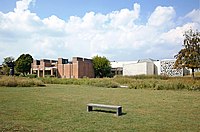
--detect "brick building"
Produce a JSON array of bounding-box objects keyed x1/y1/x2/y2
[{"x1": 31, "y1": 57, "x2": 94, "y2": 78}]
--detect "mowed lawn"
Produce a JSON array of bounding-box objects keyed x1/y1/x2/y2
[{"x1": 0, "y1": 84, "x2": 200, "y2": 131}]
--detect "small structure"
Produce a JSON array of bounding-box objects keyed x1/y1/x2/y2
[{"x1": 31, "y1": 57, "x2": 94, "y2": 78}]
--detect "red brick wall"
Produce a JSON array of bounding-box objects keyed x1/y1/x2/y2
[
  {"x1": 73, "y1": 62, "x2": 78, "y2": 78},
  {"x1": 31, "y1": 57, "x2": 94, "y2": 78},
  {"x1": 64, "y1": 64, "x2": 73, "y2": 78},
  {"x1": 57, "y1": 64, "x2": 63, "y2": 78},
  {"x1": 77, "y1": 59, "x2": 94, "y2": 78}
]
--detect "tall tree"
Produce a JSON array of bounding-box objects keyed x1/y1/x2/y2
[
  {"x1": 92, "y1": 55, "x2": 112, "y2": 78},
  {"x1": 174, "y1": 29, "x2": 200, "y2": 79},
  {"x1": 15, "y1": 54, "x2": 33, "y2": 75},
  {"x1": 2, "y1": 56, "x2": 15, "y2": 75}
]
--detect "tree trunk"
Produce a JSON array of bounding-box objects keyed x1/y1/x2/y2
[{"x1": 191, "y1": 68, "x2": 195, "y2": 79}]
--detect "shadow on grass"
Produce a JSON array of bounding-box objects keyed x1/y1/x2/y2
[{"x1": 92, "y1": 109, "x2": 127, "y2": 116}]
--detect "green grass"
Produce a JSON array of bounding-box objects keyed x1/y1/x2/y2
[{"x1": 0, "y1": 84, "x2": 200, "y2": 131}]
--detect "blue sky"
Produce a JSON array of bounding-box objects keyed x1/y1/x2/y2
[
  {"x1": 0, "y1": 0, "x2": 199, "y2": 63},
  {"x1": 1, "y1": 0, "x2": 198, "y2": 19}
]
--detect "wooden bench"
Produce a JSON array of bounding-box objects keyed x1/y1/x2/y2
[{"x1": 87, "y1": 103, "x2": 122, "y2": 116}]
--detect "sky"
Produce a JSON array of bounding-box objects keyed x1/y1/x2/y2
[{"x1": 0, "y1": 0, "x2": 199, "y2": 63}]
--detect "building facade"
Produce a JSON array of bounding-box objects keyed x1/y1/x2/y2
[
  {"x1": 123, "y1": 62, "x2": 154, "y2": 76},
  {"x1": 31, "y1": 57, "x2": 94, "y2": 78},
  {"x1": 111, "y1": 59, "x2": 190, "y2": 77}
]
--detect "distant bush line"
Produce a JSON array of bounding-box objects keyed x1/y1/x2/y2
[
  {"x1": 0, "y1": 75, "x2": 199, "y2": 91},
  {"x1": 0, "y1": 76, "x2": 45, "y2": 87},
  {"x1": 39, "y1": 75, "x2": 200, "y2": 91}
]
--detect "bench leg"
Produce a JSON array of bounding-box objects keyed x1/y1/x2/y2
[
  {"x1": 87, "y1": 106, "x2": 93, "y2": 112},
  {"x1": 117, "y1": 107, "x2": 122, "y2": 116}
]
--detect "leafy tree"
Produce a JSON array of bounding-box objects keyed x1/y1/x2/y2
[
  {"x1": 15, "y1": 54, "x2": 33, "y2": 75},
  {"x1": 174, "y1": 29, "x2": 200, "y2": 79},
  {"x1": 92, "y1": 55, "x2": 112, "y2": 78},
  {"x1": 2, "y1": 56, "x2": 15, "y2": 75}
]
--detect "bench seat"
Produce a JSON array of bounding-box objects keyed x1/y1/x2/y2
[{"x1": 87, "y1": 103, "x2": 122, "y2": 116}]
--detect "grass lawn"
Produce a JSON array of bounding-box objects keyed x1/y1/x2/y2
[{"x1": 0, "y1": 84, "x2": 200, "y2": 131}]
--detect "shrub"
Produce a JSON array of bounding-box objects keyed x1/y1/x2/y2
[
  {"x1": 27, "y1": 74, "x2": 37, "y2": 78},
  {"x1": 39, "y1": 76, "x2": 199, "y2": 91},
  {"x1": 194, "y1": 72, "x2": 200, "y2": 77},
  {"x1": 114, "y1": 75, "x2": 169, "y2": 80},
  {"x1": 15, "y1": 72, "x2": 21, "y2": 76},
  {"x1": 188, "y1": 83, "x2": 200, "y2": 91},
  {"x1": 0, "y1": 77, "x2": 18, "y2": 87},
  {"x1": 44, "y1": 75, "x2": 55, "y2": 78},
  {"x1": 0, "y1": 76, "x2": 45, "y2": 87},
  {"x1": 39, "y1": 77, "x2": 120, "y2": 88}
]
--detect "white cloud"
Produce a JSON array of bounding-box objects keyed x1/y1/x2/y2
[
  {"x1": 147, "y1": 6, "x2": 175, "y2": 29},
  {"x1": 14, "y1": 0, "x2": 33, "y2": 13},
  {"x1": 43, "y1": 15, "x2": 65, "y2": 30},
  {"x1": 185, "y1": 9, "x2": 200, "y2": 23},
  {"x1": 0, "y1": 0, "x2": 199, "y2": 63},
  {"x1": 109, "y1": 3, "x2": 140, "y2": 27},
  {"x1": 160, "y1": 23, "x2": 199, "y2": 45}
]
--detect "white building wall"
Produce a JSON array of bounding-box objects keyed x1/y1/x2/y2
[
  {"x1": 111, "y1": 61, "x2": 137, "y2": 68},
  {"x1": 146, "y1": 62, "x2": 154, "y2": 75},
  {"x1": 153, "y1": 61, "x2": 161, "y2": 75},
  {"x1": 123, "y1": 62, "x2": 154, "y2": 76}
]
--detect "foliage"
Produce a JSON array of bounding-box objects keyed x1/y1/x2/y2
[
  {"x1": 92, "y1": 55, "x2": 112, "y2": 78},
  {"x1": 26, "y1": 74, "x2": 37, "y2": 78},
  {"x1": 2, "y1": 56, "x2": 15, "y2": 65},
  {"x1": 195, "y1": 72, "x2": 200, "y2": 77},
  {"x1": 174, "y1": 29, "x2": 200, "y2": 78},
  {"x1": 15, "y1": 54, "x2": 33, "y2": 75},
  {"x1": 1, "y1": 66, "x2": 10, "y2": 75},
  {"x1": 2, "y1": 56, "x2": 15, "y2": 75},
  {"x1": 0, "y1": 76, "x2": 45, "y2": 87}
]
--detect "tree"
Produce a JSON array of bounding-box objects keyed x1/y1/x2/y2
[
  {"x1": 92, "y1": 55, "x2": 112, "y2": 78},
  {"x1": 174, "y1": 29, "x2": 200, "y2": 79},
  {"x1": 2, "y1": 56, "x2": 15, "y2": 75},
  {"x1": 15, "y1": 54, "x2": 33, "y2": 75}
]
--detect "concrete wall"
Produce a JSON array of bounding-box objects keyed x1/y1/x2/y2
[
  {"x1": 160, "y1": 59, "x2": 183, "y2": 76},
  {"x1": 146, "y1": 62, "x2": 154, "y2": 75},
  {"x1": 153, "y1": 61, "x2": 161, "y2": 75},
  {"x1": 123, "y1": 62, "x2": 154, "y2": 76}
]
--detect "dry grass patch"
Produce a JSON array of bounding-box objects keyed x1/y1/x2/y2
[{"x1": 0, "y1": 76, "x2": 45, "y2": 87}]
